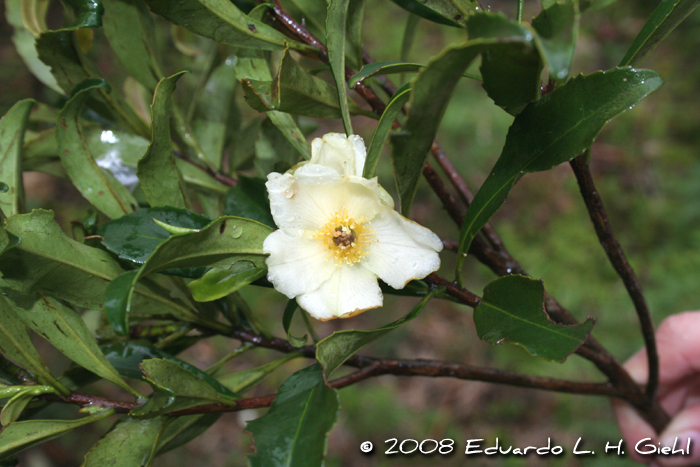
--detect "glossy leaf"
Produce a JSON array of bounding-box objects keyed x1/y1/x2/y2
[
  {"x1": 142, "y1": 0, "x2": 314, "y2": 53},
  {"x1": 317, "y1": 291, "x2": 436, "y2": 377},
  {"x1": 0, "y1": 100, "x2": 33, "y2": 217},
  {"x1": 532, "y1": 0, "x2": 579, "y2": 81},
  {"x1": 102, "y1": 0, "x2": 163, "y2": 91},
  {"x1": 36, "y1": 31, "x2": 150, "y2": 137},
  {"x1": 467, "y1": 12, "x2": 543, "y2": 115},
  {"x1": 192, "y1": 57, "x2": 238, "y2": 169},
  {"x1": 188, "y1": 264, "x2": 266, "y2": 302},
  {"x1": 347, "y1": 0, "x2": 365, "y2": 67},
  {"x1": 391, "y1": 42, "x2": 482, "y2": 216},
  {"x1": 619, "y1": 0, "x2": 700, "y2": 67},
  {"x1": 99, "y1": 207, "x2": 212, "y2": 265},
  {"x1": 474, "y1": 275, "x2": 594, "y2": 362},
  {"x1": 327, "y1": 0, "x2": 353, "y2": 135},
  {"x1": 246, "y1": 364, "x2": 339, "y2": 467},
  {"x1": 104, "y1": 216, "x2": 271, "y2": 334},
  {"x1": 235, "y1": 49, "x2": 311, "y2": 159},
  {"x1": 156, "y1": 413, "x2": 221, "y2": 454},
  {"x1": 0, "y1": 410, "x2": 114, "y2": 460},
  {"x1": 103, "y1": 271, "x2": 139, "y2": 336},
  {"x1": 0, "y1": 294, "x2": 63, "y2": 390},
  {"x1": 56, "y1": 80, "x2": 138, "y2": 219},
  {"x1": 83, "y1": 417, "x2": 163, "y2": 467},
  {"x1": 389, "y1": 0, "x2": 471, "y2": 27},
  {"x1": 282, "y1": 299, "x2": 307, "y2": 348},
  {"x1": 364, "y1": 83, "x2": 410, "y2": 178},
  {"x1": 59, "y1": 0, "x2": 105, "y2": 28},
  {"x1": 7, "y1": 293, "x2": 139, "y2": 397},
  {"x1": 349, "y1": 61, "x2": 480, "y2": 87},
  {"x1": 131, "y1": 359, "x2": 237, "y2": 418},
  {"x1": 0, "y1": 390, "x2": 35, "y2": 425},
  {"x1": 137, "y1": 71, "x2": 191, "y2": 210},
  {"x1": 4, "y1": 0, "x2": 62, "y2": 92},
  {"x1": 254, "y1": 118, "x2": 303, "y2": 176},
  {"x1": 218, "y1": 352, "x2": 302, "y2": 393},
  {"x1": 456, "y1": 68, "x2": 663, "y2": 276},
  {"x1": 0, "y1": 210, "x2": 200, "y2": 323},
  {"x1": 223, "y1": 176, "x2": 274, "y2": 228},
  {"x1": 100, "y1": 342, "x2": 228, "y2": 394},
  {"x1": 241, "y1": 49, "x2": 376, "y2": 119}
]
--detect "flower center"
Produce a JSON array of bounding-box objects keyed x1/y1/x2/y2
[{"x1": 314, "y1": 208, "x2": 374, "y2": 266}]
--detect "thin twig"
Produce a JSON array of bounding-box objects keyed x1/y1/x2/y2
[{"x1": 570, "y1": 154, "x2": 659, "y2": 400}]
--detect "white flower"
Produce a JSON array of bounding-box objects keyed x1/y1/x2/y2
[{"x1": 263, "y1": 133, "x2": 443, "y2": 321}]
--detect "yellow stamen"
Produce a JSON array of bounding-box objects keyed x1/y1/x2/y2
[{"x1": 313, "y1": 208, "x2": 375, "y2": 265}]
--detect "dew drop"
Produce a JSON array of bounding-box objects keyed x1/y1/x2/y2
[
  {"x1": 231, "y1": 227, "x2": 243, "y2": 239},
  {"x1": 284, "y1": 189, "x2": 294, "y2": 198}
]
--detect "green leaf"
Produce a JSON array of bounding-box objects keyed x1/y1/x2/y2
[
  {"x1": 401, "y1": 13, "x2": 421, "y2": 65},
  {"x1": 241, "y1": 48, "x2": 376, "y2": 119},
  {"x1": 36, "y1": 31, "x2": 150, "y2": 137},
  {"x1": 346, "y1": 0, "x2": 365, "y2": 67},
  {"x1": 131, "y1": 359, "x2": 237, "y2": 418},
  {"x1": 56, "y1": 80, "x2": 138, "y2": 219},
  {"x1": 389, "y1": 0, "x2": 471, "y2": 27},
  {"x1": 349, "y1": 62, "x2": 422, "y2": 87},
  {"x1": 390, "y1": 42, "x2": 482, "y2": 216},
  {"x1": 99, "y1": 207, "x2": 212, "y2": 265},
  {"x1": 254, "y1": 118, "x2": 302, "y2": 176},
  {"x1": 475, "y1": 275, "x2": 594, "y2": 362},
  {"x1": 0, "y1": 391, "x2": 35, "y2": 426},
  {"x1": 223, "y1": 176, "x2": 275, "y2": 228},
  {"x1": 619, "y1": 0, "x2": 700, "y2": 67},
  {"x1": 100, "y1": 342, "x2": 226, "y2": 390},
  {"x1": 188, "y1": 264, "x2": 266, "y2": 302},
  {"x1": 104, "y1": 216, "x2": 271, "y2": 334},
  {"x1": 103, "y1": 271, "x2": 139, "y2": 336},
  {"x1": 455, "y1": 68, "x2": 663, "y2": 277},
  {"x1": 349, "y1": 61, "x2": 480, "y2": 87},
  {"x1": 218, "y1": 352, "x2": 302, "y2": 394},
  {"x1": 59, "y1": 0, "x2": 105, "y2": 28},
  {"x1": 532, "y1": 0, "x2": 579, "y2": 82},
  {"x1": 282, "y1": 299, "x2": 307, "y2": 347},
  {"x1": 0, "y1": 293, "x2": 65, "y2": 391},
  {"x1": 102, "y1": 0, "x2": 163, "y2": 91},
  {"x1": 137, "y1": 71, "x2": 191, "y2": 210},
  {"x1": 142, "y1": 0, "x2": 314, "y2": 53},
  {"x1": 316, "y1": 291, "x2": 436, "y2": 377},
  {"x1": 327, "y1": 0, "x2": 353, "y2": 135},
  {"x1": 246, "y1": 364, "x2": 339, "y2": 467},
  {"x1": 0, "y1": 210, "x2": 200, "y2": 324},
  {"x1": 235, "y1": 49, "x2": 311, "y2": 160},
  {"x1": 0, "y1": 100, "x2": 34, "y2": 217},
  {"x1": 364, "y1": 83, "x2": 411, "y2": 178},
  {"x1": 6, "y1": 293, "x2": 140, "y2": 397},
  {"x1": 4, "y1": 0, "x2": 62, "y2": 93},
  {"x1": 191, "y1": 57, "x2": 238, "y2": 170},
  {"x1": 467, "y1": 12, "x2": 543, "y2": 115},
  {"x1": 156, "y1": 413, "x2": 221, "y2": 454},
  {"x1": 0, "y1": 409, "x2": 114, "y2": 460},
  {"x1": 83, "y1": 417, "x2": 163, "y2": 467}
]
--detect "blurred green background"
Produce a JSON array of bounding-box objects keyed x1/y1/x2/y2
[{"x1": 2, "y1": 0, "x2": 700, "y2": 465}]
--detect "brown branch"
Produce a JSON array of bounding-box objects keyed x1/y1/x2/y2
[
  {"x1": 173, "y1": 151, "x2": 236, "y2": 187},
  {"x1": 41, "y1": 360, "x2": 621, "y2": 417},
  {"x1": 570, "y1": 154, "x2": 659, "y2": 400}
]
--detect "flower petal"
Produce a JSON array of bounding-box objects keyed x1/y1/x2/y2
[
  {"x1": 297, "y1": 264, "x2": 382, "y2": 320},
  {"x1": 267, "y1": 165, "x2": 384, "y2": 230},
  {"x1": 310, "y1": 133, "x2": 366, "y2": 176},
  {"x1": 362, "y1": 209, "x2": 443, "y2": 289},
  {"x1": 263, "y1": 229, "x2": 337, "y2": 298}
]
